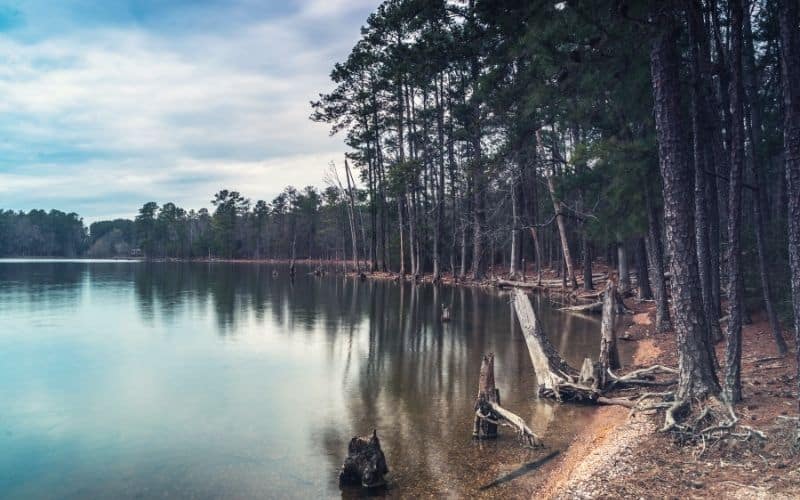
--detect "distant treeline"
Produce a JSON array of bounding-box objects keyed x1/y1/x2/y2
[
  {"x1": 0, "y1": 186, "x2": 360, "y2": 260},
  {"x1": 0, "y1": 210, "x2": 87, "y2": 257},
  {"x1": 91, "y1": 186, "x2": 355, "y2": 260}
]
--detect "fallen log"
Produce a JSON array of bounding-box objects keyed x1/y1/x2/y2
[
  {"x1": 473, "y1": 353, "x2": 542, "y2": 446},
  {"x1": 559, "y1": 301, "x2": 603, "y2": 314},
  {"x1": 497, "y1": 279, "x2": 545, "y2": 290},
  {"x1": 512, "y1": 288, "x2": 680, "y2": 408},
  {"x1": 511, "y1": 289, "x2": 599, "y2": 401}
]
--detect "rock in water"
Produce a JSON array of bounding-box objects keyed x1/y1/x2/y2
[{"x1": 339, "y1": 430, "x2": 389, "y2": 489}]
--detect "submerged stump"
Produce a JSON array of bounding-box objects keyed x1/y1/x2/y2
[
  {"x1": 339, "y1": 430, "x2": 389, "y2": 489},
  {"x1": 473, "y1": 353, "x2": 501, "y2": 439},
  {"x1": 472, "y1": 353, "x2": 542, "y2": 446}
]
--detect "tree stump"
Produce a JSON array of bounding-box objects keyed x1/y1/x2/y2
[
  {"x1": 441, "y1": 304, "x2": 451, "y2": 322},
  {"x1": 339, "y1": 430, "x2": 389, "y2": 489},
  {"x1": 473, "y1": 353, "x2": 501, "y2": 439},
  {"x1": 598, "y1": 279, "x2": 622, "y2": 388}
]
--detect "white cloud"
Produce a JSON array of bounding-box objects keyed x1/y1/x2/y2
[{"x1": 0, "y1": 1, "x2": 377, "y2": 221}]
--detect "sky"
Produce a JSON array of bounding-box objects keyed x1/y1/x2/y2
[{"x1": 0, "y1": 0, "x2": 378, "y2": 223}]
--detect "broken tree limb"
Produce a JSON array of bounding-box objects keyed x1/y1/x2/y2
[{"x1": 473, "y1": 353, "x2": 543, "y2": 447}]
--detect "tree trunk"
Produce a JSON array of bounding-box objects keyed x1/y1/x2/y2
[
  {"x1": 598, "y1": 279, "x2": 621, "y2": 388},
  {"x1": 583, "y1": 231, "x2": 593, "y2": 291},
  {"x1": 778, "y1": 0, "x2": 800, "y2": 414},
  {"x1": 344, "y1": 160, "x2": 360, "y2": 273},
  {"x1": 650, "y1": 12, "x2": 721, "y2": 402},
  {"x1": 407, "y1": 191, "x2": 418, "y2": 277},
  {"x1": 433, "y1": 76, "x2": 446, "y2": 282},
  {"x1": 688, "y1": 1, "x2": 723, "y2": 345},
  {"x1": 546, "y1": 174, "x2": 578, "y2": 288},
  {"x1": 529, "y1": 228, "x2": 544, "y2": 285},
  {"x1": 398, "y1": 197, "x2": 406, "y2": 276},
  {"x1": 617, "y1": 241, "x2": 630, "y2": 293},
  {"x1": 724, "y1": 0, "x2": 746, "y2": 403},
  {"x1": 473, "y1": 353, "x2": 500, "y2": 438},
  {"x1": 743, "y1": 6, "x2": 788, "y2": 356},
  {"x1": 636, "y1": 238, "x2": 652, "y2": 300},
  {"x1": 645, "y1": 183, "x2": 672, "y2": 333}
]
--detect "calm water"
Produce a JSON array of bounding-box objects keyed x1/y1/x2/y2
[{"x1": 0, "y1": 260, "x2": 603, "y2": 499}]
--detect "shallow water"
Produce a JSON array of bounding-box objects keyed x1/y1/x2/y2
[{"x1": 0, "y1": 261, "x2": 601, "y2": 498}]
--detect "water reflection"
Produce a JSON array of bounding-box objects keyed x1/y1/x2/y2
[{"x1": 0, "y1": 261, "x2": 602, "y2": 498}]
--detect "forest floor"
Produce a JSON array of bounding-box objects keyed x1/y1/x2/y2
[{"x1": 538, "y1": 297, "x2": 800, "y2": 499}]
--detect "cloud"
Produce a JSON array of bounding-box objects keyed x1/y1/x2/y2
[{"x1": 0, "y1": 0, "x2": 376, "y2": 222}]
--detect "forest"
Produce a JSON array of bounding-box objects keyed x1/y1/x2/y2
[{"x1": 3, "y1": 0, "x2": 800, "y2": 433}]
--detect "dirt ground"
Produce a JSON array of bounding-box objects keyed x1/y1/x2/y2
[{"x1": 538, "y1": 297, "x2": 800, "y2": 499}]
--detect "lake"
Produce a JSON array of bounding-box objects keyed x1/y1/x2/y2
[{"x1": 0, "y1": 260, "x2": 602, "y2": 498}]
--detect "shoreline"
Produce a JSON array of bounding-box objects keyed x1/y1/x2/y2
[{"x1": 532, "y1": 294, "x2": 799, "y2": 499}]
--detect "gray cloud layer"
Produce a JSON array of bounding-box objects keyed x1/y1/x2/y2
[{"x1": 0, "y1": 0, "x2": 377, "y2": 222}]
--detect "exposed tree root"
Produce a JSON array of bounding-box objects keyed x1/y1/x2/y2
[
  {"x1": 509, "y1": 288, "x2": 770, "y2": 454},
  {"x1": 621, "y1": 392, "x2": 769, "y2": 450}
]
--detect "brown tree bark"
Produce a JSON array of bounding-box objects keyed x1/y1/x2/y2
[
  {"x1": 688, "y1": 0, "x2": 723, "y2": 345},
  {"x1": 778, "y1": 0, "x2": 800, "y2": 414},
  {"x1": 473, "y1": 353, "x2": 500, "y2": 438},
  {"x1": 644, "y1": 182, "x2": 672, "y2": 333},
  {"x1": 650, "y1": 11, "x2": 721, "y2": 402},
  {"x1": 598, "y1": 279, "x2": 621, "y2": 388},
  {"x1": 724, "y1": 0, "x2": 747, "y2": 403},
  {"x1": 635, "y1": 238, "x2": 652, "y2": 300}
]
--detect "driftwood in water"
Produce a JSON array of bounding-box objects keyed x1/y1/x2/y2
[
  {"x1": 339, "y1": 430, "x2": 389, "y2": 489},
  {"x1": 510, "y1": 289, "x2": 598, "y2": 401},
  {"x1": 512, "y1": 288, "x2": 677, "y2": 405},
  {"x1": 473, "y1": 353, "x2": 542, "y2": 446}
]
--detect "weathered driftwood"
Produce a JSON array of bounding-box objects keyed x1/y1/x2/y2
[
  {"x1": 559, "y1": 301, "x2": 603, "y2": 314},
  {"x1": 497, "y1": 279, "x2": 545, "y2": 290},
  {"x1": 339, "y1": 430, "x2": 389, "y2": 489},
  {"x1": 473, "y1": 353, "x2": 542, "y2": 446},
  {"x1": 511, "y1": 289, "x2": 599, "y2": 401},
  {"x1": 499, "y1": 274, "x2": 608, "y2": 292},
  {"x1": 511, "y1": 287, "x2": 671, "y2": 404}
]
